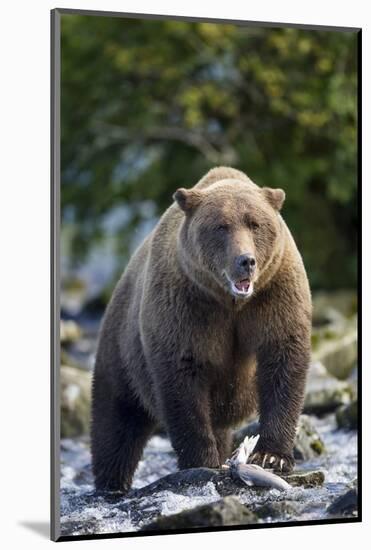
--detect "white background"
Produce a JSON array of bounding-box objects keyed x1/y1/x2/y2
[{"x1": 0, "y1": 0, "x2": 368, "y2": 547}]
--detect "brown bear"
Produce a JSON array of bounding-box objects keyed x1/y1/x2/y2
[{"x1": 91, "y1": 166, "x2": 312, "y2": 492}]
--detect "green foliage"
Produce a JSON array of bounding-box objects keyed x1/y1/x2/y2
[{"x1": 61, "y1": 15, "x2": 358, "y2": 291}]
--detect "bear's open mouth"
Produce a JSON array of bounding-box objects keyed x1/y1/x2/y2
[
  {"x1": 234, "y1": 279, "x2": 250, "y2": 293},
  {"x1": 231, "y1": 278, "x2": 254, "y2": 297},
  {"x1": 223, "y1": 271, "x2": 254, "y2": 298}
]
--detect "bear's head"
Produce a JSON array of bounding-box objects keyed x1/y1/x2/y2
[{"x1": 174, "y1": 178, "x2": 285, "y2": 301}]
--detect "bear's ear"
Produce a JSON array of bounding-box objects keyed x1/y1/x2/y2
[
  {"x1": 262, "y1": 187, "x2": 286, "y2": 211},
  {"x1": 173, "y1": 188, "x2": 203, "y2": 213}
]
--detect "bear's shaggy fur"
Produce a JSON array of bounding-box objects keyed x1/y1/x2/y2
[{"x1": 91, "y1": 167, "x2": 312, "y2": 492}]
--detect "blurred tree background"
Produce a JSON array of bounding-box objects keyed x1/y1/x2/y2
[{"x1": 60, "y1": 14, "x2": 358, "y2": 307}]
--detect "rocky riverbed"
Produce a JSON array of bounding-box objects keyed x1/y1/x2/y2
[
  {"x1": 60, "y1": 414, "x2": 357, "y2": 536},
  {"x1": 59, "y1": 290, "x2": 358, "y2": 537}
]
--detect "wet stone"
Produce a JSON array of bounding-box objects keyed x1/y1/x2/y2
[
  {"x1": 141, "y1": 496, "x2": 258, "y2": 531},
  {"x1": 130, "y1": 468, "x2": 251, "y2": 499},
  {"x1": 336, "y1": 401, "x2": 358, "y2": 430},
  {"x1": 61, "y1": 366, "x2": 91, "y2": 438},
  {"x1": 255, "y1": 500, "x2": 301, "y2": 521},
  {"x1": 283, "y1": 470, "x2": 325, "y2": 488},
  {"x1": 327, "y1": 487, "x2": 358, "y2": 517},
  {"x1": 60, "y1": 319, "x2": 83, "y2": 343},
  {"x1": 312, "y1": 324, "x2": 357, "y2": 381},
  {"x1": 60, "y1": 413, "x2": 357, "y2": 537},
  {"x1": 304, "y1": 362, "x2": 355, "y2": 415}
]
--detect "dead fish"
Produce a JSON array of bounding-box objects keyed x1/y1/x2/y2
[
  {"x1": 225, "y1": 434, "x2": 291, "y2": 492},
  {"x1": 228, "y1": 434, "x2": 260, "y2": 465},
  {"x1": 231, "y1": 462, "x2": 291, "y2": 491}
]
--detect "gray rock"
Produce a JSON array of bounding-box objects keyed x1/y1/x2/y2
[
  {"x1": 304, "y1": 362, "x2": 355, "y2": 414},
  {"x1": 141, "y1": 496, "x2": 257, "y2": 530},
  {"x1": 61, "y1": 278, "x2": 88, "y2": 317},
  {"x1": 327, "y1": 487, "x2": 358, "y2": 517},
  {"x1": 130, "y1": 468, "x2": 246, "y2": 499},
  {"x1": 336, "y1": 401, "x2": 358, "y2": 430},
  {"x1": 60, "y1": 320, "x2": 82, "y2": 344},
  {"x1": 284, "y1": 470, "x2": 325, "y2": 487},
  {"x1": 311, "y1": 291, "x2": 358, "y2": 380},
  {"x1": 312, "y1": 291, "x2": 357, "y2": 325},
  {"x1": 131, "y1": 465, "x2": 324, "y2": 502},
  {"x1": 255, "y1": 501, "x2": 301, "y2": 521},
  {"x1": 60, "y1": 348, "x2": 84, "y2": 370},
  {"x1": 233, "y1": 414, "x2": 325, "y2": 460},
  {"x1": 61, "y1": 365, "x2": 92, "y2": 437},
  {"x1": 293, "y1": 415, "x2": 326, "y2": 458},
  {"x1": 312, "y1": 325, "x2": 357, "y2": 380}
]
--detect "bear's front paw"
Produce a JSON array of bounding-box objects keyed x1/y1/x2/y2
[
  {"x1": 178, "y1": 441, "x2": 220, "y2": 469},
  {"x1": 196, "y1": 444, "x2": 221, "y2": 468},
  {"x1": 203, "y1": 449, "x2": 221, "y2": 469},
  {"x1": 248, "y1": 451, "x2": 294, "y2": 473}
]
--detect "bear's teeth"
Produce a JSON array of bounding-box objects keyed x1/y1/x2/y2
[{"x1": 236, "y1": 280, "x2": 250, "y2": 292}]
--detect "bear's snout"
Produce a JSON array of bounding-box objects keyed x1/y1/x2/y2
[
  {"x1": 222, "y1": 253, "x2": 257, "y2": 298},
  {"x1": 235, "y1": 253, "x2": 256, "y2": 276}
]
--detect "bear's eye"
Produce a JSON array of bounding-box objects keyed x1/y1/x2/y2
[
  {"x1": 246, "y1": 219, "x2": 260, "y2": 230},
  {"x1": 215, "y1": 224, "x2": 230, "y2": 233}
]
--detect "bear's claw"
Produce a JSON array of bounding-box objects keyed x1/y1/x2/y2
[{"x1": 248, "y1": 451, "x2": 294, "y2": 473}]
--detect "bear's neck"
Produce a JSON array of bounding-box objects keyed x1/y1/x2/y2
[{"x1": 254, "y1": 217, "x2": 287, "y2": 293}]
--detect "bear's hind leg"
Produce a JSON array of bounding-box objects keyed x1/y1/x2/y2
[{"x1": 91, "y1": 377, "x2": 155, "y2": 493}]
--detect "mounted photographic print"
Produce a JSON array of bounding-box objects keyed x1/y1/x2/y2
[{"x1": 51, "y1": 8, "x2": 361, "y2": 542}]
